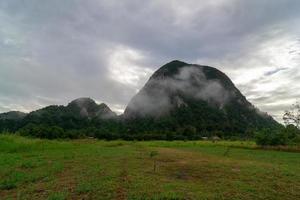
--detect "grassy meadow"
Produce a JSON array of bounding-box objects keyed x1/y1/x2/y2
[{"x1": 0, "y1": 135, "x2": 299, "y2": 200}]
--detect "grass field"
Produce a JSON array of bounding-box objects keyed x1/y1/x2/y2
[{"x1": 0, "y1": 135, "x2": 299, "y2": 200}]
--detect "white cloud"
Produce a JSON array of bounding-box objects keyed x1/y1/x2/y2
[{"x1": 107, "y1": 45, "x2": 153, "y2": 87}]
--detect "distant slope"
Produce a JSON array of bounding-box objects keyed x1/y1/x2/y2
[
  {"x1": 0, "y1": 111, "x2": 27, "y2": 132},
  {"x1": 21, "y1": 98, "x2": 117, "y2": 129},
  {"x1": 0, "y1": 111, "x2": 27, "y2": 120},
  {"x1": 67, "y1": 98, "x2": 117, "y2": 119}
]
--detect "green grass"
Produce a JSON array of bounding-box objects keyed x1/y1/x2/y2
[{"x1": 0, "y1": 134, "x2": 299, "y2": 200}]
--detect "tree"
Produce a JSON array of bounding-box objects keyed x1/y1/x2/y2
[
  {"x1": 284, "y1": 124, "x2": 300, "y2": 139},
  {"x1": 255, "y1": 128, "x2": 288, "y2": 146},
  {"x1": 283, "y1": 101, "x2": 300, "y2": 129}
]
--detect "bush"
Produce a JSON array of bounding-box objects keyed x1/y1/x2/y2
[
  {"x1": 284, "y1": 125, "x2": 300, "y2": 140},
  {"x1": 292, "y1": 135, "x2": 300, "y2": 144},
  {"x1": 18, "y1": 124, "x2": 65, "y2": 139},
  {"x1": 64, "y1": 129, "x2": 83, "y2": 139},
  {"x1": 271, "y1": 132, "x2": 288, "y2": 146},
  {"x1": 94, "y1": 128, "x2": 119, "y2": 140},
  {"x1": 255, "y1": 128, "x2": 288, "y2": 146}
]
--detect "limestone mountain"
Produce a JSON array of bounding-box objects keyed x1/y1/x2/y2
[{"x1": 124, "y1": 60, "x2": 279, "y2": 134}]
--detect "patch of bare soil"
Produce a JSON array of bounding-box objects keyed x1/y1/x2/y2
[{"x1": 115, "y1": 159, "x2": 130, "y2": 200}]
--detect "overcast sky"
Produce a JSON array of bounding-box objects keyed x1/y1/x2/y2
[{"x1": 0, "y1": 0, "x2": 300, "y2": 122}]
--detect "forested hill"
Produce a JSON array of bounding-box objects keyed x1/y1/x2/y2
[
  {"x1": 0, "y1": 61, "x2": 280, "y2": 139},
  {"x1": 21, "y1": 97, "x2": 117, "y2": 126},
  {"x1": 0, "y1": 98, "x2": 118, "y2": 133},
  {"x1": 124, "y1": 60, "x2": 279, "y2": 135}
]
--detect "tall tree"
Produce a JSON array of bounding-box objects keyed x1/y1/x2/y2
[{"x1": 283, "y1": 101, "x2": 300, "y2": 128}]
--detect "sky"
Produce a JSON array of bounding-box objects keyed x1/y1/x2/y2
[{"x1": 0, "y1": 0, "x2": 300, "y2": 122}]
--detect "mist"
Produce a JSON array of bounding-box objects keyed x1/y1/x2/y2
[{"x1": 125, "y1": 66, "x2": 230, "y2": 117}]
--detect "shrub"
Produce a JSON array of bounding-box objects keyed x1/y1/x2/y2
[
  {"x1": 292, "y1": 135, "x2": 300, "y2": 144},
  {"x1": 284, "y1": 124, "x2": 300, "y2": 140},
  {"x1": 255, "y1": 128, "x2": 288, "y2": 146},
  {"x1": 18, "y1": 124, "x2": 65, "y2": 139}
]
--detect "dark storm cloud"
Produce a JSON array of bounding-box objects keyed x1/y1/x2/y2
[{"x1": 0, "y1": 0, "x2": 300, "y2": 122}]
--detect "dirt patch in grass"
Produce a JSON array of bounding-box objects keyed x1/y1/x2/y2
[
  {"x1": 54, "y1": 167, "x2": 77, "y2": 192},
  {"x1": 115, "y1": 158, "x2": 130, "y2": 200},
  {"x1": 154, "y1": 147, "x2": 245, "y2": 183}
]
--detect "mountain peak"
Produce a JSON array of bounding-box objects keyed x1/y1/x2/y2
[
  {"x1": 167, "y1": 60, "x2": 188, "y2": 66},
  {"x1": 150, "y1": 60, "x2": 189, "y2": 79},
  {"x1": 68, "y1": 97, "x2": 96, "y2": 107},
  {"x1": 67, "y1": 97, "x2": 116, "y2": 119}
]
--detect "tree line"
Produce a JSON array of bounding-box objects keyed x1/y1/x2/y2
[{"x1": 1, "y1": 102, "x2": 300, "y2": 146}]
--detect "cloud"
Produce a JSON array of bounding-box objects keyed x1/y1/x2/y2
[
  {"x1": 0, "y1": 0, "x2": 300, "y2": 122},
  {"x1": 125, "y1": 66, "x2": 230, "y2": 117},
  {"x1": 106, "y1": 45, "x2": 153, "y2": 87},
  {"x1": 264, "y1": 67, "x2": 289, "y2": 76}
]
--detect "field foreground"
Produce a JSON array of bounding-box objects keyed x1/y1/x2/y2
[{"x1": 0, "y1": 135, "x2": 299, "y2": 200}]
